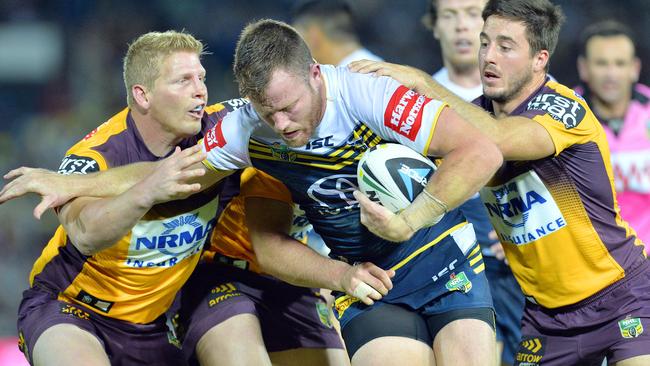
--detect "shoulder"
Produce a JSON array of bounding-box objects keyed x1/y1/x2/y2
[
  {"x1": 524, "y1": 80, "x2": 593, "y2": 129},
  {"x1": 60, "y1": 108, "x2": 132, "y2": 173},
  {"x1": 69, "y1": 108, "x2": 130, "y2": 151}
]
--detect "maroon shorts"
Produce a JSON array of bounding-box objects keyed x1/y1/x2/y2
[
  {"x1": 176, "y1": 261, "x2": 343, "y2": 362},
  {"x1": 17, "y1": 287, "x2": 185, "y2": 365},
  {"x1": 515, "y1": 260, "x2": 650, "y2": 366}
]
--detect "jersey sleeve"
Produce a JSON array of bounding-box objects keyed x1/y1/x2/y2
[
  {"x1": 337, "y1": 69, "x2": 447, "y2": 155},
  {"x1": 238, "y1": 167, "x2": 293, "y2": 205},
  {"x1": 201, "y1": 100, "x2": 256, "y2": 171},
  {"x1": 521, "y1": 82, "x2": 599, "y2": 156},
  {"x1": 57, "y1": 139, "x2": 108, "y2": 175}
]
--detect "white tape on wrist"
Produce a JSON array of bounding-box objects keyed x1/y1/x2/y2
[{"x1": 352, "y1": 282, "x2": 379, "y2": 300}]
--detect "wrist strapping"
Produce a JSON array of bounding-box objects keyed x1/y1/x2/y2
[{"x1": 421, "y1": 189, "x2": 449, "y2": 213}]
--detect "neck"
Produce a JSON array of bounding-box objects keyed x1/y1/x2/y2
[
  {"x1": 493, "y1": 73, "x2": 547, "y2": 117},
  {"x1": 589, "y1": 92, "x2": 631, "y2": 121},
  {"x1": 443, "y1": 60, "x2": 481, "y2": 88},
  {"x1": 131, "y1": 111, "x2": 179, "y2": 157}
]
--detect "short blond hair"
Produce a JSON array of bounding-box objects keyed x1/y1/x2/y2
[{"x1": 123, "y1": 30, "x2": 205, "y2": 108}]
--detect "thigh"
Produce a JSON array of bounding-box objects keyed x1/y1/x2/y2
[
  {"x1": 352, "y1": 337, "x2": 434, "y2": 366},
  {"x1": 341, "y1": 303, "x2": 432, "y2": 361},
  {"x1": 429, "y1": 309, "x2": 497, "y2": 366},
  {"x1": 196, "y1": 314, "x2": 271, "y2": 366},
  {"x1": 270, "y1": 348, "x2": 350, "y2": 366},
  {"x1": 18, "y1": 289, "x2": 102, "y2": 365},
  {"x1": 33, "y1": 324, "x2": 109, "y2": 366}
]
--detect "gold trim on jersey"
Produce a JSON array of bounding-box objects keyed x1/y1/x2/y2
[
  {"x1": 422, "y1": 102, "x2": 449, "y2": 155},
  {"x1": 390, "y1": 222, "x2": 468, "y2": 271},
  {"x1": 248, "y1": 124, "x2": 383, "y2": 170}
]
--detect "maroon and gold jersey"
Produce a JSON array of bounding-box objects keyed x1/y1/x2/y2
[
  {"x1": 28, "y1": 104, "x2": 231, "y2": 324},
  {"x1": 201, "y1": 167, "x2": 295, "y2": 274},
  {"x1": 476, "y1": 79, "x2": 646, "y2": 308}
]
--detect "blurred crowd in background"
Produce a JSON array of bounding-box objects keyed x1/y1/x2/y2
[{"x1": 0, "y1": 0, "x2": 648, "y2": 337}]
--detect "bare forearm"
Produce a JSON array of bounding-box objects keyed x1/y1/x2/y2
[
  {"x1": 62, "y1": 181, "x2": 155, "y2": 255},
  {"x1": 71, "y1": 162, "x2": 156, "y2": 197},
  {"x1": 253, "y1": 231, "x2": 350, "y2": 291},
  {"x1": 401, "y1": 141, "x2": 502, "y2": 230}
]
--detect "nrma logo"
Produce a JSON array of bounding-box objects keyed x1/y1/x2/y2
[
  {"x1": 127, "y1": 201, "x2": 218, "y2": 268},
  {"x1": 479, "y1": 170, "x2": 566, "y2": 246},
  {"x1": 484, "y1": 189, "x2": 546, "y2": 227}
]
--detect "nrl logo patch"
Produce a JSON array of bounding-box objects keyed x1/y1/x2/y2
[
  {"x1": 316, "y1": 300, "x2": 333, "y2": 328},
  {"x1": 618, "y1": 317, "x2": 644, "y2": 338},
  {"x1": 445, "y1": 271, "x2": 472, "y2": 293},
  {"x1": 271, "y1": 142, "x2": 297, "y2": 162}
]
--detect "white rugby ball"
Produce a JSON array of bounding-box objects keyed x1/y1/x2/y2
[{"x1": 357, "y1": 143, "x2": 437, "y2": 213}]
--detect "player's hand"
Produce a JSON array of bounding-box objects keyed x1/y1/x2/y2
[
  {"x1": 354, "y1": 190, "x2": 415, "y2": 242},
  {"x1": 339, "y1": 262, "x2": 395, "y2": 306},
  {"x1": 0, "y1": 167, "x2": 71, "y2": 219},
  {"x1": 348, "y1": 60, "x2": 434, "y2": 95},
  {"x1": 137, "y1": 145, "x2": 207, "y2": 205}
]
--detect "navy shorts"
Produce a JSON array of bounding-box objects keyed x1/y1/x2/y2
[
  {"x1": 334, "y1": 225, "x2": 494, "y2": 345},
  {"x1": 515, "y1": 261, "x2": 650, "y2": 365},
  {"x1": 176, "y1": 261, "x2": 343, "y2": 362},
  {"x1": 484, "y1": 256, "x2": 525, "y2": 365},
  {"x1": 17, "y1": 287, "x2": 184, "y2": 365}
]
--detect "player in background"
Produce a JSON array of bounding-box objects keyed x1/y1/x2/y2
[
  {"x1": 575, "y1": 20, "x2": 650, "y2": 253},
  {"x1": 422, "y1": 1, "x2": 524, "y2": 364},
  {"x1": 11, "y1": 30, "x2": 225, "y2": 366},
  {"x1": 350, "y1": 0, "x2": 650, "y2": 364},
  {"x1": 291, "y1": 0, "x2": 382, "y2": 69}
]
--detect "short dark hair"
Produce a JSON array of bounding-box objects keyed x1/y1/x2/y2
[
  {"x1": 421, "y1": 0, "x2": 439, "y2": 30},
  {"x1": 482, "y1": 0, "x2": 565, "y2": 69},
  {"x1": 578, "y1": 20, "x2": 636, "y2": 57},
  {"x1": 291, "y1": 0, "x2": 359, "y2": 43},
  {"x1": 233, "y1": 19, "x2": 314, "y2": 103}
]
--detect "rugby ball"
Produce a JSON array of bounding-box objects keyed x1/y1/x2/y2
[{"x1": 357, "y1": 143, "x2": 437, "y2": 213}]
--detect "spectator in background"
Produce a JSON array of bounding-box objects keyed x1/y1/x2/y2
[
  {"x1": 575, "y1": 20, "x2": 650, "y2": 253},
  {"x1": 422, "y1": 1, "x2": 524, "y2": 364},
  {"x1": 291, "y1": 0, "x2": 382, "y2": 67}
]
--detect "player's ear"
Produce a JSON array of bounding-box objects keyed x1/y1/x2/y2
[
  {"x1": 132, "y1": 84, "x2": 150, "y2": 110},
  {"x1": 533, "y1": 50, "x2": 549, "y2": 73}
]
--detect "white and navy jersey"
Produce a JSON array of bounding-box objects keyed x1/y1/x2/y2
[{"x1": 202, "y1": 65, "x2": 466, "y2": 266}]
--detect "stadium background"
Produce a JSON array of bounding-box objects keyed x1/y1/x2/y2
[{"x1": 0, "y1": 0, "x2": 647, "y2": 352}]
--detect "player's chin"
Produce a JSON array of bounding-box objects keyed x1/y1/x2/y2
[
  {"x1": 180, "y1": 120, "x2": 202, "y2": 137},
  {"x1": 282, "y1": 134, "x2": 309, "y2": 148}
]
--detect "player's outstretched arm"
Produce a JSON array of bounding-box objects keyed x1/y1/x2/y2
[
  {"x1": 350, "y1": 60, "x2": 555, "y2": 161},
  {"x1": 0, "y1": 144, "x2": 210, "y2": 219},
  {"x1": 58, "y1": 146, "x2": 229, "y2": 255},
  {"x1": 246, "y1": 196, "x2": 394, "y2": 305}
]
